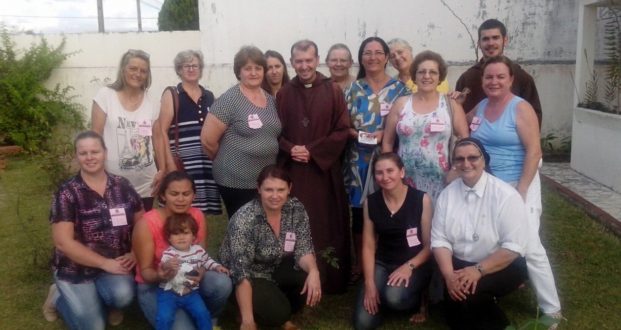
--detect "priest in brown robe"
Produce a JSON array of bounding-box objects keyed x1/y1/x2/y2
[{"x1": 276, "y1": 39, "x2": 351, "y2": 294}]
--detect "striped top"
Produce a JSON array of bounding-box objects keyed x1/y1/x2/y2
[
  {"x1": 168, "y1": 83, "x2": 221, "y2": 214},
  {"x1": 210, "y1": 84, "x2": 281, "y2": 189}
]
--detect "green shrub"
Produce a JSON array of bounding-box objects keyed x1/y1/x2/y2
[{"x1": 0, "y1": 26, "x2": 84, "y2": 152}]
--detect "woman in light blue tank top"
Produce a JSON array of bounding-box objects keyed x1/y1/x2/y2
[{"x1": 470, "y1": 56, "x2": 562, "y2": 319}]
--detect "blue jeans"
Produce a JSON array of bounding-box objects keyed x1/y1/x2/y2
[
  {"x1": 138, "y1": 270, "x2": 232, "y2": 329},
  {"x1": 54, "y1": 272, "x2": 135, "y2": 330},
  {"x1": 353, "y1": 261, "x2": 431, "y2": 330},
  {"x1": 156, "y1": 289, "x2": 212, "y2": 330}
]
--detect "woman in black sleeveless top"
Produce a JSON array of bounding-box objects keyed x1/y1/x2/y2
[{"x1": 353, "y1": 152, "x2": 433, "y2": 329}]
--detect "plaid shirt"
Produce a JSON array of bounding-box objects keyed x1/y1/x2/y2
[{"x1": 50, "y1": 172, "x2": 142, "y2": 283}]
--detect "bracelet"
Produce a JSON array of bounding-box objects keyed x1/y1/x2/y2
[{"x1": 475, "y1": 263, "x2": 484, "y2": 275}]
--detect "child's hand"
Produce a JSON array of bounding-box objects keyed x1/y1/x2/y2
[
  {"x1": 215, "y1": 265, "x2": 231, "y2": 275},
  {"x1": 158, "y1": 257, "x2": 180, "y2": 281}
]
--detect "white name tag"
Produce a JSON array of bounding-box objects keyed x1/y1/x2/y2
[
  {"x1": 248, "y1": 114, "x2": 263, "y2": 129},
  {"x1": 110, "y1": 208, "x2": 128, "y2": 227},
  {"x1": 284, "y1": 232, "x2": 296, "y2": 252},
  {"x1": 138, "y1": 120, "x2": 152, "y2": 136},
  {"x1": 406, "y1": 227, "x2": 421, "y2": 247},
  {"x1": 380, "y1": 102, "x2": 391, "y2": 116},
  {"x1": 429, "y1": 117, "x2": 447, "y2": 132},
  {"x1": 358, "y1": 131, "x2": 377, "y2": 145},
  {"x1": 470, "y1": 116, "x2": 482, "y2": 132}
]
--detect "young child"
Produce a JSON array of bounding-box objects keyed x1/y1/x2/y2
[{"x1": 156, "y1": 213, "x2": 227, "y2": 330}]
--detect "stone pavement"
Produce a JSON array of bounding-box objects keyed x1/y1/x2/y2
[{"x1": 541, "y1": 162, "x2": 621, "y2": 236}]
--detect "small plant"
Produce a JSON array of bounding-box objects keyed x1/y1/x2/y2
[
  {"x1": 37, "y1": 126, "x2": 79, "y2": 189},
  {"x1": 319, "y1": 247, "x2": 340, "y2": 269},
  {"x1": 540, "y1": 133, "x2": 571, "y2": 162},
  {"x1": 578, "y1": 3, "x2": 621, "y2": 114}
]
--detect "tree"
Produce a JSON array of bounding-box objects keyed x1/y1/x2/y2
[{"x1": 158, "y1": 0, "x2": 199, "y2": 31}]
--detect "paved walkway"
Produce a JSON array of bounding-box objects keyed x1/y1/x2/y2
[{"x1": 541, "y1": 162, "x2": 621, "y2": 236}]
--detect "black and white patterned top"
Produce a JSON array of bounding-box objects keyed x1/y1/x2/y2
[
  {"x1": 210, "y1": 84, "x2": 281, "y2": 189},
  {"x1": 219, "y1": 197, "x2": 314, "y2": 284}
]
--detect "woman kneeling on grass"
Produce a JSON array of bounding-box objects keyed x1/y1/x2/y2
[
  {"x1": 219, "y1": 165, "x2": 321, "y2": 330},
  {"x1": 133, "y1": 171, "x2": 232, "y2": 329},
  {"x1": 43, "y1": 130, "x2": 144, "y2": 329},
  {"x1": 353, "y1": 152, "x2": 433, "y2": 329}
]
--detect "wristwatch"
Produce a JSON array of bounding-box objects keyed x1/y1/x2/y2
[
  {"x1": 475, "y1": 263, "x2": 484, "y2": 275},
  {"x1": 408, "y1": 262, "x2": 416, "y2": 270}
]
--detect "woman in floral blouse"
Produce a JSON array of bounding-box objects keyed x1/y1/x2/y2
[
  {"x1": 382, "y1": 50, "x2": 468, "y2": 203},
  {"x1": 220, "y1": 165, "x2": 321, "y2": 330}
]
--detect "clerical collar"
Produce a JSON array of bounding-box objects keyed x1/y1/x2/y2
[
  {"x1": 460, "y1": 172, "x2": 488, "y2": 199},
  {"x1": 304, "y1": 83, "x2": 312, "y2": 88}
]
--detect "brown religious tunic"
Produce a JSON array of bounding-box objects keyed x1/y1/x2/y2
[{"x1": 276, "y1": 72, "x2": 351, "y2": 294}]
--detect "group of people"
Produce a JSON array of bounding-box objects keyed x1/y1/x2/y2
[{"x1": 42, "y1": 18, "x2": 562, "y2": 330}]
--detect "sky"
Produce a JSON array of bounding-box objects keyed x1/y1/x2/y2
[{"x1": 0, "y1": 0, "x2": 163, "y2": 34}]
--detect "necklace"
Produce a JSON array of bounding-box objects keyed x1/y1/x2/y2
[
  {"x1": 466, "y1": 178, "x2": 488, "y2": 242},
  {"x1": 382, "y1": 184, "x2": 407, "y2": 218}
]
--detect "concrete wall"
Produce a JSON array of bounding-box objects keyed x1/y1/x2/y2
[
  {"x1": 9, "y1": 0, "x2": 580, "y2": 138},
  {"x1": 571, "y1": 108, "x2": 621, "y2": 192},
  {"x1": 11, "y1": 31, "x2": 201, "y2": 122},
  {"x1": 200, "y1": 0, "x2": 579, "y2": 138}
]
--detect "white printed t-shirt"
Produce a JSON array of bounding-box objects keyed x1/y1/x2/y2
[{"x1": 93, "y1": 87, "x2": 160, "y2": 197}]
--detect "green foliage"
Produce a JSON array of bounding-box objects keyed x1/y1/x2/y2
[
  {"x1": 158, "y1": 0, "x2": 199, "y2": 31},
  {"x1": 602, "y1": 5, "x2": 621, "y2": 113},
  {"x1": 579, "y1": 4, "x2": 621, "y2": 114},
  {"x1": 540, "y1": 133, "x2": 571, "y2": 160},
  {"x1": 36, "y1": 127, "x2": 78, "y2": 189},
  {"x1": 0, "y1": 27, "x2": 84, "y2": 152},
  {"x1": 319, "y1": 246, "x2": 340, "y2": 269}
]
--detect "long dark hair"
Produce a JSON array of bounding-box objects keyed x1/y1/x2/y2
[
  {"x1": 356, "y1": 37, "x2": 390, "y2": 80},
  {"x1": 261, "y1": 50, "x2": 290, "y2": 94}
]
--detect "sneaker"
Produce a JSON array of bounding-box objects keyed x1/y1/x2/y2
[
  {"x1": 545, "y1": 311, "x2": 563, "y2": 330},
  {"x1": 42, "y1": 284, "x2": 58, "y2": 322},
  {"x1": 107, "y1": 309, "x2": 124, "y2": 326}
]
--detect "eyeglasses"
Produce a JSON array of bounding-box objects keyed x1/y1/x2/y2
[
  {"x1": 416, "y1": 69, "x2": 439, "y2": 76},
  {"x1": 453, "y1": 155, "x2": 482, "y2": 164},
  {"x1": 362, "y1": 51, "x2": 386, "y2": 58},
  {"x1": 182, "y1": 64, "x2": 200, "y2": 71}
]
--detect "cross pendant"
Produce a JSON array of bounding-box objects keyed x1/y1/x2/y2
[{"x1": 301, "y1": 117, "x2": 310, "y2": 127}]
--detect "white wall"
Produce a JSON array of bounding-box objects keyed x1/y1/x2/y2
[
  {"x1": 8, "y1": 0, "x2": 579, "y2": 138},
  {"x1": 200, "y1": 0, "x2": 579, "y2": 138},
  {"x1": 12, "y1": 31, "x2": 201, "y2": 122}
]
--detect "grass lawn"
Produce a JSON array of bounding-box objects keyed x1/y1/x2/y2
[{"x1": 0, "y1": 156, "x2": 619, "y2": 329}]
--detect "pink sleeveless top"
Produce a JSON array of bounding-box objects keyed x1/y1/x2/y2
[{"x1": 134, "y1": 207, "x2": 206, "y2": 283}]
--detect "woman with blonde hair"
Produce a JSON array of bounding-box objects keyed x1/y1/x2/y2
[{"x1": 91, "y1": 49, "x2": 163, "y2": 210}]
